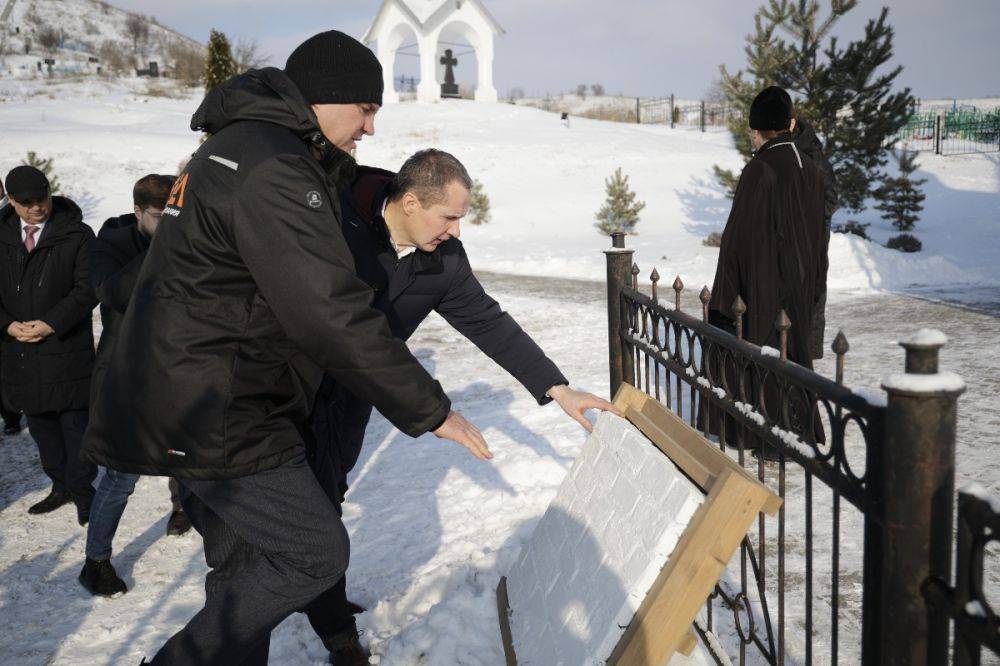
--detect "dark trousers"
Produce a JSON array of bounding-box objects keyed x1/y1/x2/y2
[
  {"x1": 301, "y1": 382, "x2": 373, "y2": 647},
  {"x1": 1, "y1": 400, "x2": 20, "y2": 429},
  {"x1": 26, "y1": 408, "x2": 95, "y2": 501},
  {"x1": 151, "y1": 454, "x2": 348, "y2": 666}
]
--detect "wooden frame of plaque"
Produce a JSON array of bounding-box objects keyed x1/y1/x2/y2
[{"x1": 497, "y1": 383, "x2": 782, "y2": 665}]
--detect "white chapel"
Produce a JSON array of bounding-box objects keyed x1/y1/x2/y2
[{"x1": 364, "y1": 0, "x2": 504, "y2": 104}]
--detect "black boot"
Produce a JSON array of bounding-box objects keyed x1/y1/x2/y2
[
  {"x1": 165, "y1": 509, "x2": 192, "y2": 536},
  {"x1": 325, "y1": 628, "x2": 370, "y2": 666},
  {"x1": 3, "y1": 422, "x2": 22, "y2": 436},
  {"x1": 78, "y1": 557, "x2": 128, "y2": 596},
  {"x1": 28, "y1": 489, "x2": 72, "y2": 515},
  {"x1": 76, "y1": 497, "x2": 92, "y2": 526}
]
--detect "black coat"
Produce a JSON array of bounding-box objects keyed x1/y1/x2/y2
[
  {"x1": 708, "y1": 134, "x2": 828, "y2": 370},
  {"x1": 792, "y1": 121, "x2": 838, "y2": 359},
  {"x1": 311, "y1": 168, "x2": 569, "y2": 502},
  {"x1": 0, "y1": 197, "x2": 97, "y2": 415},
  {"x1": 88, "y1": 216, "x2": 149, "y2": 405},
  {"x1": 81, "y1": 68, "x2": 451, "y2": 480}
]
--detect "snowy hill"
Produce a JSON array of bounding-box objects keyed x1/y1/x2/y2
[
  {"x1": 0, "y1": 78, "x2": 997, "y2": 297},
  {"x1": 0, "y1": 0, "x2": 202, "y2": 79}
]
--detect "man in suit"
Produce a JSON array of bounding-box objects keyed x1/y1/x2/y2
[
  {"x1": 0, "y1": 166, "x2": 98, "y2": 524},
  {"x1": 304, "y1": 149, "x2": 619, "y2": 660}
]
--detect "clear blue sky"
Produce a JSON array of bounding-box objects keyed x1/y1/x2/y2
[{"x1": 118, "y1": 0, "x2": 1000, "y2": 100}]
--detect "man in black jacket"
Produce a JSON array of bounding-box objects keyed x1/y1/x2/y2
[
  {"x1": 79, "y1": 174, "x2": 193, "y2": 598},
  {"x1": 303, "y1": 149, "x2": 619, "y2": 655},
  {"x1": 0, "y1": 166, "x2": 98, "y2": 524},
  {"x1": 0, "y1": 179, "x2": 24, "y2": 436},
  {"x1": 82, "y1": 31, "x2": 490, "y2": 665}
]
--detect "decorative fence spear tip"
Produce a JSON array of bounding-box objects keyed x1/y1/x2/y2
[
  {"x1": 832, "y1": 330, "x2": 850, "y2": 355},
  {"x1": 776, "y1": 309, "x2": 791, "y2": 360},
  {"x1": 631, "y1": 263, "x2": 639, "y2": 288},
  {"x1": 732, "y1": 295, "x2": 746, "y2": 317},
  {"x1": 699, "y1": 286, "x2": 711, "y2": 323},
  {"x1": 650, "y1": 268, "x2": 660, "y2": 301},
  {"x1": 672, "y1": 275, "x2": 684, "y2": 292}
]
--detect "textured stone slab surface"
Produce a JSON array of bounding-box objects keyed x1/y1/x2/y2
[{"x1": 505, "y1": 412, "x2": 705, "y2": 664}]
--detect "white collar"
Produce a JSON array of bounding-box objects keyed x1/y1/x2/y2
[
  {"x1": 381, "y1": 199, "x2": 416, "y2": 259},
  {"x1": 23, "y1": 218, "x2": 48, "y2": 229}
]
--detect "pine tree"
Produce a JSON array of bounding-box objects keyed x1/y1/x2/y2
[
  {"x1": 595, "y1": 167, "x2": 645, "y2": 235},
  {"x1": 23, "y1": 151, "x2": 61, "y2": 194},
  {"x1": 467, "y1": 179, "x2": 491, "y2": 225},
  {"x1": 715, "y1": 1, "x2": 916, "y2": 213},
  {"x1": 872, "y1": 149, "x2": 926, "y2": 231},
  {"x1": 203, "y1": 29, "x2": 236, "y2": 93}
]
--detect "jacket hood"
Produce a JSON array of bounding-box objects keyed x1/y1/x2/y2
[
  {"x1": 0, "y1": 196, "x2": 84, "y2": 246},
  {"x1": 191, "y1": 68, "x2": 321, "y2": 139},
  {"x1": 792, "y1": 120, "x2": 826, "y2": 163}
]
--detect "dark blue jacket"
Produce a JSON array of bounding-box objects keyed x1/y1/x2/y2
[{"x1": 311, "y1": 167, "x2": 567, "y2": 505}]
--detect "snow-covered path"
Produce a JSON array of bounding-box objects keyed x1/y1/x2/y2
[{"x1": 0, "y1": 269, "x2": 997, "y2": 665}]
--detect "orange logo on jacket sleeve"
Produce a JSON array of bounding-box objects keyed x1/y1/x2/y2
[{"x1": 166, "y1": 173, "x2": 190, "y2": 209}]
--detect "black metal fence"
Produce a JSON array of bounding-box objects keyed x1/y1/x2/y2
[
  {"x1": 636, "y1": 95, "x2": 735, "y2": 132},
  {"x1": 602, "y1": 232, "x2": 997, "y2": 664},
  {"x1": 925, "y1": 491, "x2": 1000, "y2": 665},
  {"x1": 894, "y1": 109, "x2": 1000, "y2": 156}
]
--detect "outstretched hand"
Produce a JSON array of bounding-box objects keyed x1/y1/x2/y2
[
  {"x1": 433, "y1": 410, "x2": 493, "y2": 460},
  {"x1": 548, "y1": 385, "x2": 623, "y2": 432}
]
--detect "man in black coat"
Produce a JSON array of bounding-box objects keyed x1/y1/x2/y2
[
  {"x1": 706, "y1": 87, "x2": 828, "y2": 458},
  {"x1": 304, "y1": 150, "x2": 619, "y2": 651},
  {"x1": 708, "y1": 87, "x2": 827, "y2": 368},
  {"x1": 79, "y1": 174, "x2": 194, "y2": 598},
  {"x1": 0, "y1": 166, "x2": 98, "y2": 524},
  {"x1": 0, "y1": 179, "x2": 24, "y2": 436},
  {"x1": 82, "y1": 31, "x2": 490, "y2": 665}
]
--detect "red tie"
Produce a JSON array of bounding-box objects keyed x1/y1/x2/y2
[{"x1": 24, "y1": 225, "x2": 38, "y2": 252}]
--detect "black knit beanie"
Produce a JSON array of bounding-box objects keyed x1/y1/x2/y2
[
  {"x1": 284, "y1": 30, "x2": 383, "y2": 106},
  {"x1": 749, "y1": 86, "x2": 793, "y2": 131}
]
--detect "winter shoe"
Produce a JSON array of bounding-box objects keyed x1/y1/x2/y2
[
  {"x1": 325, "y1": 628, "x2": 370, "y2": 666},
  {"x1": 3, "y1": 422, "x2": 22, "y2": 435},
  {"x1": 76, "y1": 497, "x2": 92, "y2": 526},
  {"x1": 78, "y1": 557, "x2": 128, "y2": 596},
  {"x1": 347, "y1": 600, "x2": 366, "y2": 615},
  {"x1": 28, "y1": 489, "x2": 72, "y2": 515},
  {"x1": 165, "y1": 509, "x2": 192, "y2": 536}
]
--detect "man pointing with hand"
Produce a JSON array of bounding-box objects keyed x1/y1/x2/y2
[{"x1": 82, "y1": 30, "x2": 492, "y2": 665}]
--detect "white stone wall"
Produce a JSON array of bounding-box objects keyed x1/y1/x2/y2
[{"x1": 504, "y1": 412, "x2": 705, "y2": 664}]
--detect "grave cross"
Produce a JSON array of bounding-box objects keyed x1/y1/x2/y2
[{"x1": 440, "y1": 48, "x2": 460, "y2": 98}]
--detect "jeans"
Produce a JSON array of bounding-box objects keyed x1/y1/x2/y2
[{"x1": 86, "y1": 470, "x2": 184, "y2": 561}]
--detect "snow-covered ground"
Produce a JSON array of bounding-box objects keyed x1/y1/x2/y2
[
  {"x1": 2, "y1": 78, "x2": 997, "y2": 294},
  {"x1": 0, "y1": 79, "x2": 998, "y2": 664}
]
